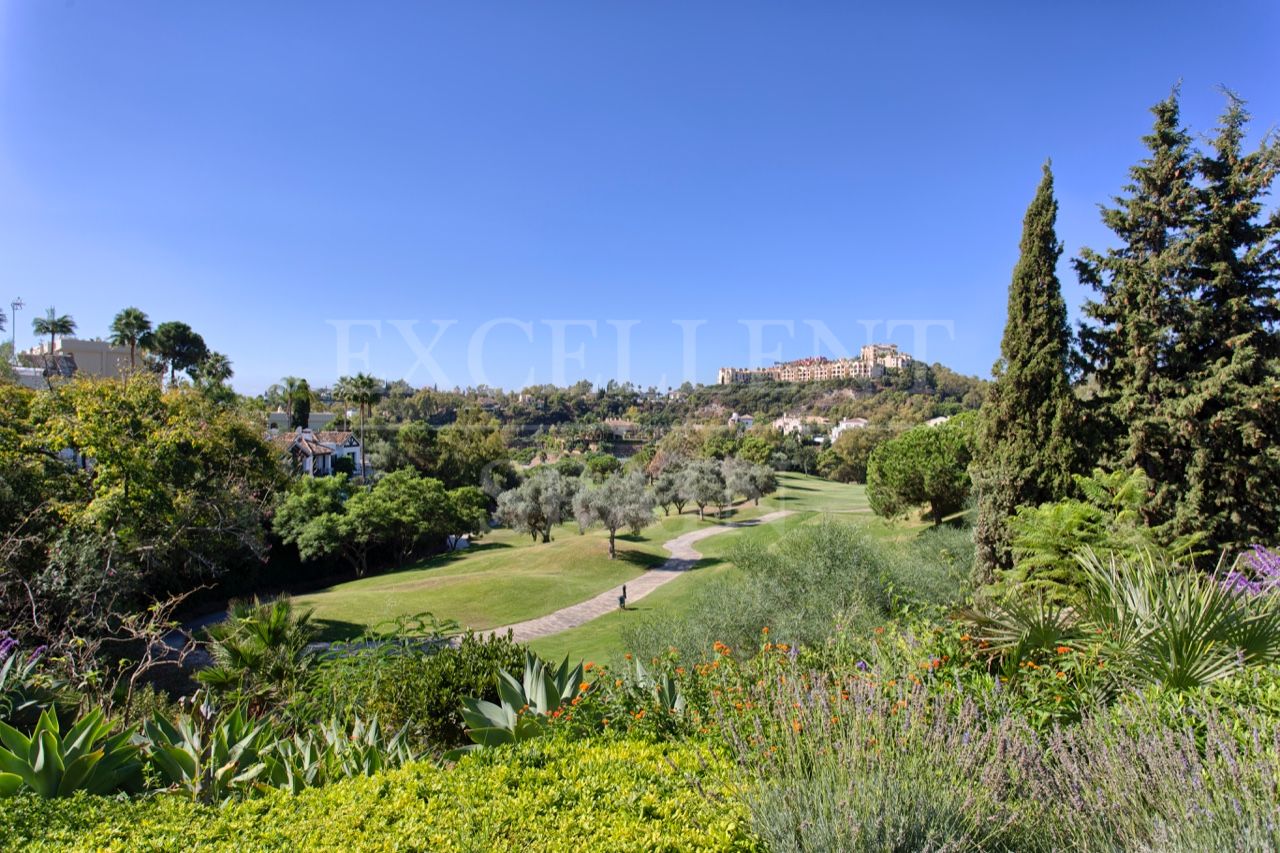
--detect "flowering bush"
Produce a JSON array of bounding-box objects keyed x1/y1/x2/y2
[
  {"x1": 0, "y1": 632, "x2": 53, "y2": 725},
  {"x1": 1223, "y1": 544, "x2": 1280, "y2": 595}
]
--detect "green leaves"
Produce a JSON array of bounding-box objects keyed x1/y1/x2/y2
[
  {"x1": 0, "y1": 708, "x2": 142, "y2": 799},
  {"x1": 1077, "y1": 549, "x2": 1280, "y2": 691},
  {"x1": 450, "y1": 652, "x2": 588, "y2": 758},
  {"x1": 867, "y1": 413, "x2": 976, "y2": 524},
  {"x1": 140, "y1": 702, "x2": 417, "y2": 803}
]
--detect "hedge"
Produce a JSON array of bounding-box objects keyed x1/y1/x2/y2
[{"x1": 2, "y1": 737, "x2": 757, "y2": 852}]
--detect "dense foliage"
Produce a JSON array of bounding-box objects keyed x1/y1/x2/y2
[
  {"x1": 972, "y1": 164, "x2": 1080, "y2": 582},
  {"x1": 0, "y1": 377, "x2": 282, "y2": 641},
  {"x1": 0, "y1": 739, "x2": 754, "y2": 852},
  {"x1": 867, "y1": 412, "x2": 976, "y2": 523},
  {"x1": 1077, "y1": 90, "x2": 1280, "y2": 557}
]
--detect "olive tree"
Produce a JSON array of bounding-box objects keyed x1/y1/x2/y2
[{"x1": 573, "y1": 472, "x2": 655, "y2": 559}]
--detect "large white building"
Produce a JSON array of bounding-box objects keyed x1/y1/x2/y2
[{"x1": 717, "y1": 344, "x2": 913, "y2": 385}]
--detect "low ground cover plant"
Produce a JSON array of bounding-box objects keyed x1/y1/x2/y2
[{"x1": 0, "y1": 738, "x2": 755, "y2": 852}]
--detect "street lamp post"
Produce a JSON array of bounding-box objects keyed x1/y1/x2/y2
[{"x1": 9, "y1": 297, "x2": 22, "y2": 361}]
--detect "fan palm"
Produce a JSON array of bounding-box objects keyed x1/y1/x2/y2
[
  {"x1": 1076, "y1": 549, "x2": 1280, "y2": 690},
  {"x1": 197, "y1": 597, "x2": 316, "y2": 714},
  {"x1": 31, "y1": 308, "x2": 76, "y2": 356},
  {"x1": 198, "y1": 352, "x2": 233, "y2": 385},
  {"x1": 108, "y1": 306, "x2": 152, "y2": 369}
]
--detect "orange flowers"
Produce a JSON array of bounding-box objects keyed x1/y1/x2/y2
[
  {"x1": 578, "y1": 682, "x2": 589, "y2": 692},
  {"x1": 959, "y1": 634, "x2": 972, "y2": 642},
  {"x1": 791, "y1": 719, "x2": 802, "y2": 733},
  {"x1": 1056, "y1": 646, "x2": 1072, "y2": 655}
]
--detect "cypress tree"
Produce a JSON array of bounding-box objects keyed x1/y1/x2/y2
[
  {"x1": 1174, "y1": 93, "x2": 1280, "y2": 551},
  {"x1": 1076, "y1": 89, "x2": 1199, "y2": 528},
  {"x1": 972, "y1": 163, "x2": 1079, "y2": 582}
]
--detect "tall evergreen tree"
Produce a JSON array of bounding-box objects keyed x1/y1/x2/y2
[
  {"x1": 972, "y1": 163, "x2": 1079, "y2": 582},
  {"x1": 1076, "y1": 89, "x2": 1199, "y2": 528},
  {"x1": 1174, "y1": 93, "x2": 1280, "y2": 550}
]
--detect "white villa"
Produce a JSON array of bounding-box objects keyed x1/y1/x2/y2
[
  {"x1": 728, "y1": 412, "x2": 754, "y2": 430},
  {"x1": 830, "y1": 417, "x2": 869, "y2": 442},
  {"x1": 270, "y1": 428, "x2": 363, "y2": 477}
]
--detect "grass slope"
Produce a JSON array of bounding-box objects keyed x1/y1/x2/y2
[
  {"x1": 292, "y1": 504, "x2": 769, "y2": 642},
  {"x1": 530, "y1": 472, "x2": 903, "y2": 662},
  {"x1": 292, "y1": 472, "x2": 922, "y2": 646}
]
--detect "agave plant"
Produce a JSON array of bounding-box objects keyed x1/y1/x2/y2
[
  {"x1": 630, "y1": 658, "x2": 686, "y2": 714},
  {"x1": 268, "y1": 715, "x2": 416, "y2": 793},
  {"x1": 0, "y1": 708, "x2": 142, "y2": 798},
  {"x1": 143, "y1": 700, "x2": 417, "y2": 801},
  {"x1": 450, "y1": 652, "x2": 586, "y2": 757},
  {"x1": 1077, "y1": 548, "x2": 1280, "y2": 690},
  {"x1": 141, "y1": 701, "x2": 276, "y2": 802},
  {"x1": 315, "y1": 714, "x2": 415, "y2": 777}
]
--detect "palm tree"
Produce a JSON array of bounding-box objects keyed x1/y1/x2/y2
[
  {"x1": 32, "y1": 307, "x2": 76, "y2": 352},
  {"x1": 336, "y1": 373, "x2": 382, "y2": 478},
  {"x1": 31, "y1": 308, "x2": 76, "y2": 368},
  {"x1": 198, "y1": 351, "x2": 233, "y2": 385},
  {"x1": 108, "y1": 306, "x2": 152, "y2": 369}
]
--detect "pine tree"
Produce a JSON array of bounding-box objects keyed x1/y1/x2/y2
[
  {"x1": 1174, "y1": 93, "x2": 1280, "y2": 551},
  {"x1": 972, "y1": 163, "x2": 1079, "y2": 582},
  {"x1": 1076, "y1": 89, "x2": 1199, "y2": 528}
]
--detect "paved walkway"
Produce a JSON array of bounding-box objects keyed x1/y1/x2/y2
[{"x1": 482, "y1": 510, "x2": 794, "y2": 644}]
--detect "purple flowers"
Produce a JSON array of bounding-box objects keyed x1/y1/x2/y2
[
  {"x1": 0, "y1": 636, "x2": 16, "y2": 661},
  {"x1": 1222, "y1": 545, "x2": 1280, "y2": 596}
]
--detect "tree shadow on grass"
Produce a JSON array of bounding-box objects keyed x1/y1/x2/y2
[
  {"x1": 309, "y1": 618, "x2": 371, "y2": 644},
  {"x1": 614, "y1": 549, "x2": 667, "y2": 569}
]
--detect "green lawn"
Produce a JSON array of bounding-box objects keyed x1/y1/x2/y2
[
  {"x1": 293, "y1": 472, "x2": 928, "y2": 648},
  {"x1": 528, "y1": 473, "x2": 946, "y2": 663},
  {"x1": 292, "y1": 503, "x2": 769, "y2": 642},
  {"x1": 762, "y1": 472, "x2": 872, "y2": 513},
  {"x1": 528, "y1": 511, "x2": 815, "y2": 663}
]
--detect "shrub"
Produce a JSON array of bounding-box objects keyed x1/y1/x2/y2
[
  {"x1": 624, "y1": 518, "x2": 968, "y2": 661},
  {"x1": 295, "y1": 631, "x2": 524, "y2": 752},
  {"x1": 197, "y1": 597, "x2": 317, "y2": 715},
  {"x1": 141, "y1": 703, "x2": 417, "y2": 802},
  {"x1": 0, "y1": 738, "x2": 756, "y2": 851},
  {"x1": 720, "y1": 666, "x2": 1280, "y2": 852}
]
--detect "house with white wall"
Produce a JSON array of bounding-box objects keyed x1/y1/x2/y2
[{"x1": 271, "y1": 428, "x2": 363, "y2": 477}]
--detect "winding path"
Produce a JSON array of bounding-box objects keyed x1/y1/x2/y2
[{"x1": 481, "y1": 510, "x2": 794, "y2": 644}]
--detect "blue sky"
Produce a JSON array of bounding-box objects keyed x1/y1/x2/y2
[{"x1": 1, "y1": 2, "x2": 1277, "y2": 394}]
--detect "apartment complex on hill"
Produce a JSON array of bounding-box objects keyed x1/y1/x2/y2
[{"x1": 717, "y1": 344, "x2": 913, "y2": 385}]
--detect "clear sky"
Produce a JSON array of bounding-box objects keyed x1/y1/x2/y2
[{"x1": 1, "y1": 2, "x2": 1277, "y2": 394}]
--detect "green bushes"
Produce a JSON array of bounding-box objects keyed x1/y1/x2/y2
[
  {"x1": 197, "y1": 596, "x2": 318, "y2": 715},
  {"x1": 295, "y1": 630, "x2": 525, "y2": 752},
  {"x1": 0, "y1": 739, "x2": 756, "y2": 852},
  {"x1": 624, "y1": 517, "x2": 972, "y2": 661},
  {"x1": 142, "y1": 705, "x2": 415, "y2": 801}
]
